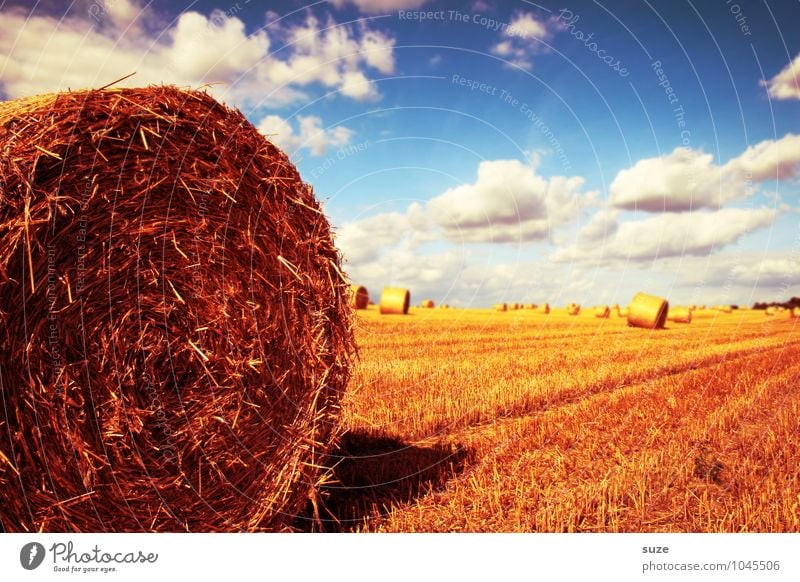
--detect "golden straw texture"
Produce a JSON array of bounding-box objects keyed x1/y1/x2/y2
[{"x1": 0, "y1": 86, "x2": 355, "y2": 532}]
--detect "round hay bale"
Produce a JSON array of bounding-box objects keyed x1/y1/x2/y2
[
  {"x1": 350, "y1": 285, "x2": 369, "y2": 310},
  {"x1": 688, "y1": 304, "x2": 697, "y2": 311},
  {"x1": 792, "y1": 307, "x2": 800, "y2": 318},
  {"x1": 765, "y1": 306, "x2": 777, "y2": 316},
  {"x1": 379, "y1": 287, "x2": 410, "y2": 315},
  {"x1": 419, "y1": 299, "x2": 435, "y2": 308},
  {"x1": 0, "y1": 86, "x2": 356, "y2": 532},
  {"x1": 594, "y1": 305, "x2": 610, "y2": 319},
  {"x1": 668, "y1": 306, "x2": 692, "y2": 323},
  {"x1": 524, "y1": 303, "x2": 536, "y2": 310},
  {"x1": 719, "y1": 305, "x2": 733, "y2": 313},
  {"x1": 536, "y1": 303, "x2": 550, "y2": 314},
  {"x1": 566, "y1": 303, "x2": 581, "y2": 316},
  {"x1": 699, "y1": 305, "x2": 706, "y2": 310},
  {"x1": 494, "y1": 303, "x2": 508, "y2": 312},
  {"x1": 627, "y1": 292, "x2": 668, "y2": 330},
  {"x1": 618, "y1": 308, "x2": 629, "y2": 317}
]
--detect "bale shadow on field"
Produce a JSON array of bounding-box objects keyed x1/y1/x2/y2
[{"x1": 295, "y1": 430, "x2": 473, "y2": 532}]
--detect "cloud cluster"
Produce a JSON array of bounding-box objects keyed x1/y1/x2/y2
[
  {"x1": 336, "y1": 203, "x2": 429, "y2": 265},
  {"x1": 258, "y1": 115, "x2": 353, "y2": 156},
  {"x1": 762, "y1": 53, "x2": 800, "y2": 100},
  {"x1": 428, "y1": 159, "x2": 595, "y2": 243},
  {"x1": 489, "y1": 12, "x2": 553, "y2": 70},
  {"x1": 0, "y1": 2, "x2": 394, "y2": 106},
  {"x1": 610, "y1": 134, "x2": 800, "y2": 212},
  {"x1": 553, "y1": 207, "x2": 776, "y2": 264}
]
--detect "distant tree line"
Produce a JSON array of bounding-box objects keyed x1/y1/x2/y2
[{"x1": 752, "y1": 297, "x2": 800, "y2": 310}]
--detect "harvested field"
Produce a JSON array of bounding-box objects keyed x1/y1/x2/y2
[{"x1": 309, "y1": 306, "x2": 800, "y2": 532}]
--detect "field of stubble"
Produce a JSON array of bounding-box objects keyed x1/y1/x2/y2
[{"x1": 318, "y1": 307, "x2": 800, "y2": 532}]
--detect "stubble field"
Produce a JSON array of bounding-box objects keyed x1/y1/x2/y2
[{"x1": 315, "y1": 306, "x2": 800, "y2": 533}]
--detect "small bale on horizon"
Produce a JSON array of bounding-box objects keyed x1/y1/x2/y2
[
  {"x1": 380, "y1": 287, "x2": 410, "y2": 315},
  {"x1": 627, "y1": 292, "x2": 668, "y2": 330},
  {"x1": 668, "y1": 306, "x2": 692, "y2": 324},
  {"x1": 595, "y1": 305, "x2": 611, "y2": 319},
  {"x1": 350, "y1": 285, "x2": 369, "y2": 310}
]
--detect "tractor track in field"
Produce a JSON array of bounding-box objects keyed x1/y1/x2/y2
[{"x1": 417, "y1": 339, "x2": 800, "y2": 448}]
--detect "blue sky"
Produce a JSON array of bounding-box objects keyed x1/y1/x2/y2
[{"x1": 2, "y1": 0, "x2": 799, "y2": 306}]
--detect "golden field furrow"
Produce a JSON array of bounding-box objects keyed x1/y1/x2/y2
[{"x1": 325, "y1": 307, "x2": 800, "y2": 532}]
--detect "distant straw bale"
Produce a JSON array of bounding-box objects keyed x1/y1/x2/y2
[
  {"x1": 668, "y1": 306, "x2": 692, "y2": 324},
  {"x1": 350, "y1": 285, "x2": 369, "y2": 310},
  {"x1": 627, "y1": 292, "x2": 668, "y2": 330},
  {"x1": 380, "y1": 287, "x2": 410, "y2": 315}
]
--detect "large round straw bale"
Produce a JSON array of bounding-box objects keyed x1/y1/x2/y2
[
  {"x1": 524, "y1": 303, "x2": 536, "y2": 310},
  {"x1": 350, "y1": 285, "x2": 369, "y2": 310},
  {"x1": 594, "y1": 305, "x2": 610, "y2": 318},
  {"x1": 792, "y1": 307, "x2": 800, "y2": 318},
  {"x1": 0, "y1": 87, "x2": 355, "y2": 532},
  {"x1": 765, "y1": 306, "x2": 777, "y2": 316},
  {"x1": 419, "y1": 299, "x2": 435, "y2": 308},
  {"x1": 627, "y1": 292, "x2": 668, "y2": 330},
  {"x1": 719, "y1": 305, "x2": 733, "y2": 313},
  {"x1": 379, "y1": 287, "x2": 410, "y2": 315},
  {"x1": 536, "y1": 303, "x2": 550, "y2": 314},
  {"x1": 668, "y1": 306, "x2": 692, "y2": 323},
  {"x1": 567, "y1": 303, "x2": 581, "y2": 316},
  {"x1": 494, "y1": 303, "x2": 508, "y2": 312}
]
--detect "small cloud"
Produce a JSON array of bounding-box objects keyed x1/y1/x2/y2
[
  {"x1": 488, "y1": 11, "x2": 554, "y2": 71},
  {"x1": 761, "y1": 53, "x2": 800, "y2": 100},
  {"x1": 257, "y1": 114, "x2": 354, "y2": 157}
]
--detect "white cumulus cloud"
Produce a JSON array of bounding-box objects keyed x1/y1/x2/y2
[
  {"x1": 553, "y1": 207, "x2": 776, "y2": 264},
  {"x1": 610, "y1": 134, "x2": 800, "y2": 212},
  {"x1": 0, "y1": 2, "x2": 394, "y2": 107},
  {"x1": 428, "y1": 159, "x2": 596, "y2": 243},
  {"x1": 257, "y1": 115, "x2": 354, "y2": 157},
  {"x1": 761, "y1": 53, "x2": 800, "y2": 100},
  {"x1": 489, "y1": 11, "x2": 554, "y2": 71}
]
